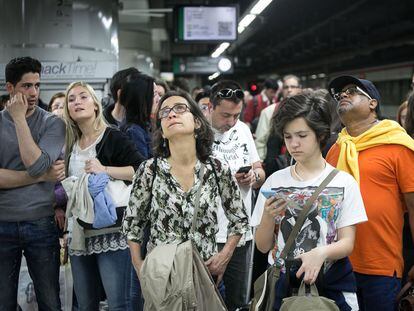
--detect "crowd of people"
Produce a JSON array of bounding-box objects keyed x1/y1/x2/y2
[{"x1": 0, "y1": 56, "x2": 414, "y2": 311}]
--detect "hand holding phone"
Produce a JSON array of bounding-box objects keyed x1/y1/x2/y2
[
  {"x1": 236, "y1": 165, "x2": 252, "y2": 174},
  {"x1": 261, "y1": 189, "x2": 288, "y2": 219},
  {"x1": 261, "y1": 189, "x2": 289, "y2": 201}
]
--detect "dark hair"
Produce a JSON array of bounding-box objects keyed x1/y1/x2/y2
[
  {"x1": 110, "y1": 67, "x2": 139, "y2": 102},
  {"x1": 210, "y1": 80, "x2": 243, "y2": 107},
  {"x1": 155, "y1": 79, "x2": 170, "y2": 93},
  {"x1": 153, "y1": 90, "x2": 214, "y2": 162},
  {"x1": 264, "y1": 78, "x2": 279, "y2": 91},
  {"x1": 195, "y1": 90, "x2": 211, "y2": 103},
  {"x1": 406, "y1": 93, "x2": 414, "y2": 137},
  {"x1": 120, "y1": 73, "x2": 154, "y2": 128},
  {"x1": 311, "y1": 88, "x2": 343, "y2": 134},
  {"x1": 5, "y1": 57, "x2": 42, "y2": 86},
  {"x1": 272, "y1": 92, "x2": 331, "y2": 150},
  {"x1": 397, "y1": 101, "x2": 408, "y2": 127},
  {"x1": 172, "y1": 77, "x2": 190, "y2": 93},
  {"x1": 48, "y1": 92, "x2": 65, "y2": 111},
  {"x1": 0, "y1": 94, "x2": 9, "y2": 111}
]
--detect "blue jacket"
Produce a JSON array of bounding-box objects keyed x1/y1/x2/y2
[
  {"x1": 122, "y1": 123, "x2": 152, "y2": 160},
  {"x1": 88, "y1": 173, "x2": 117, "y2": 229}
]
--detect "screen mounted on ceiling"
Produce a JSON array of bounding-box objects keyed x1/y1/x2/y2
[{"x1": 175, "y1": 5, "x2": 238, "y2": 42}]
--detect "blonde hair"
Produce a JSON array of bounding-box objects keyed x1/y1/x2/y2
[{"x1": 63, "y1": 81, "x2": 108, "y2": 168}]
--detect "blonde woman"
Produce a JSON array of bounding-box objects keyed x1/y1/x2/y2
[{"x1": 63, "y1": 81, "x2": 143, "y2": 310}]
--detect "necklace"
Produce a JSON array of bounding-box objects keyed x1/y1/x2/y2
[
  {"x1": 292, "y1": 160, "x2": 327, "y2": 182},
  {"x1": 292, "y1": 163, "x2": 304, "y2": 181}
]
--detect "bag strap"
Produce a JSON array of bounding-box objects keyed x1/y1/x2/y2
[
  {"x1": 276, "y1": 169, "x2": 339, "y2": 266},
  {"x1": 191, "y1": 163, "x2": 206, "y2": 234},
  {"x1": 397, "y1": 281, "x2": 413, "y2": 302}
]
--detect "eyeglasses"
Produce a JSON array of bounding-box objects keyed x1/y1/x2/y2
[
  {"x1": 217, "y1": 88, "x2": 244, "y2": 100},
  {"x1": 333, "y1": 86, "x2": 372, "y2": 101},
  {"x1": 158, "y1": 103, "x2": 189, "y2": 119},
  {"x1": 199, "y1": 104, "x2": 209, "y2": 112},
  {"x1": 282, "y1": 85, "x2": 300, "y2": 90}
]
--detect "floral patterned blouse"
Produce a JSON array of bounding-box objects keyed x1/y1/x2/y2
[{"x1": 122, "y1": 157, "x2": 249, "y2": 261}]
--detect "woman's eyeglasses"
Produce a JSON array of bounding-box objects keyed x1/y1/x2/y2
[
  {"x1": 158, "y1": 103, "x2": 189, "y2": 119},
  {"x1": 333, "y1": 86, "x2": 372, "y2": 101},
  {"x1": 216, "y1": 88, "x2": 244, "y2": 100}
]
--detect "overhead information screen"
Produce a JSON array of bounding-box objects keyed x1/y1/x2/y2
[{"x1": 176, "y1": 6, "x2": 238, "y2": 42}]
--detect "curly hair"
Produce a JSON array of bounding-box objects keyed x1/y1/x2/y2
[
  {"x1": 271, "y1": 92, "x2": 332, "y2": 150},
  {"x1": 153, "y1": 90, "x2": 214, "y2": 162}
]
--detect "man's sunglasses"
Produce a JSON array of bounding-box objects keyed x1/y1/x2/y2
[
  {"x1": 333, "y1": 86, "x2": 372, "y2": 101},
  {"x1": 216, "y1": 88, "x2": 244, "y2": 100}
]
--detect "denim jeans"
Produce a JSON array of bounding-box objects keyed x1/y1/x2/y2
[
  {"x1": 0, "y1": 216, "x2": 61, "y2": 311},
  {"x1": 355, "y1": 272, "x2": 401, "y2": 311},
  {"x1": 218, "y1": 240, "x2": 252, "y2": 311},
  {"x1": 130, "y1": 265, "x2": 144, "y2": 311},
  {"x1": 70, "y1": 248, "x2": 130, "y2": 311}
]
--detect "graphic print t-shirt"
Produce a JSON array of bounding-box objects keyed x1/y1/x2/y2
[
  {"x1": 251, "y1": 164, "x2": 367, "y2": 269},
  {"x1": 212, "y1": 120, "x2": 260, "y2": 243}
]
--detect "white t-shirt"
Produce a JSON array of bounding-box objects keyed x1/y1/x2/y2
[
  {"x1": 251, "y1": 163, "x2": 367, "y2": 267},
  {"x1": 213, "y1": 120, "x2": 260, "y2": 243}
]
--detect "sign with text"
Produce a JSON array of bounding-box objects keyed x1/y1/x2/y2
[
  {"x1": 0, "y1": 61, "x2": 116, "y2": 81},
  {"x1": 176, "y1": 6, "x2": 237, "y2": 42},
  {"x1": 173, "y1": 57, "x2": 233, "y2": 74}
]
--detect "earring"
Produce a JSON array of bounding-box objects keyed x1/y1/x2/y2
[{"x1": 163, "y1": 138, "x2": 167, "y2": 148}]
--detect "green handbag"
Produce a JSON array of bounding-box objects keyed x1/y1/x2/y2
[{"x1": 280, "y1": 281, "x2": 339, "y2": 311}]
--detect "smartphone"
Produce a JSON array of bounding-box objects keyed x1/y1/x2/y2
[
  {"x1": 261, "y1": 189, "x2": 277, "y2": 199},
  {"x1": 261, "y1": 189, "x2": 289, "y2": 202},
  {"x1": 236, "y1": 165, "x2": 252, "y2": 174}
]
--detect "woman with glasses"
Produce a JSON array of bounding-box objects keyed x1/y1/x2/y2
[{"x1": 122, "y1": 90, "x2": 250, "y2": 307}]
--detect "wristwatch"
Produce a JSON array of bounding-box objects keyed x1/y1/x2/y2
[{"x1": 254, "y1": 170, "x2": 261, "y2": 183}]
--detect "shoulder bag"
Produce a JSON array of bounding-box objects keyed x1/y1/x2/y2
[{"x1": 140, "y1": 162, "x2": 227, "y2": 311}]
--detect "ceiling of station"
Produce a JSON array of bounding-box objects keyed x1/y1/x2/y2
[{"x1": 129, "y1": 0, "x2": 414, "y2": 79}]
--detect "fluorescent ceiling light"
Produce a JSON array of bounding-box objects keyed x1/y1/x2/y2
[
  {"x1": 238, "y1": 25, "x2": 246, "y2": 34},
  {"x1": 211, "y1": 42, "x2": 230, "y2": 58},
  {"x1": 239, "y1": 14, "x2": 256, "y2": 28},
  {"x1": 250, "y1": 0, "x2": 273, "y2": 15},
  {"x1": 208, "y1": 72, "x2": 221, "y2": 81}
]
